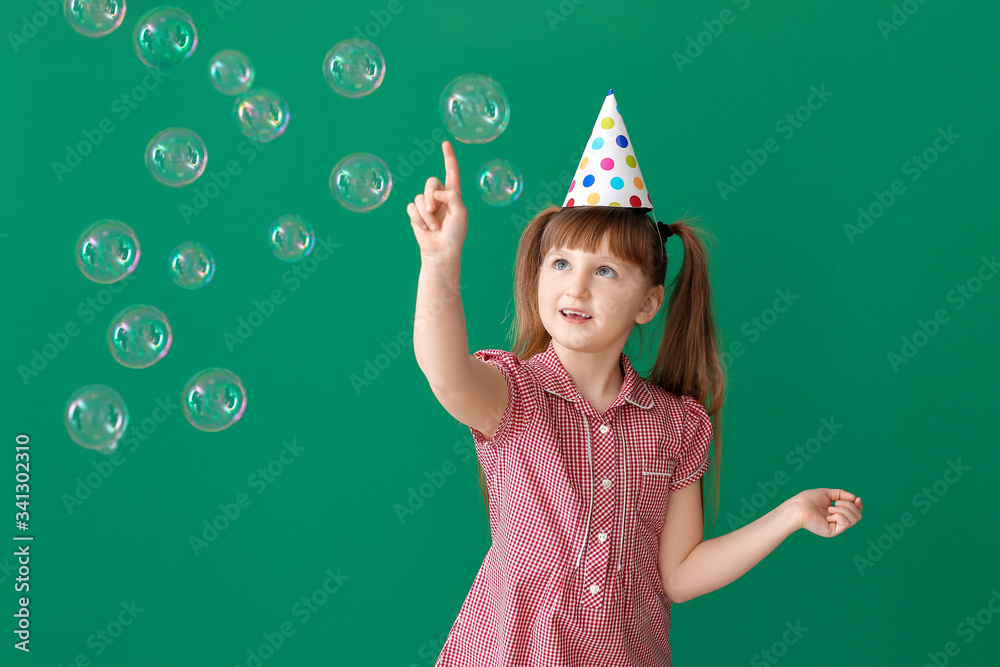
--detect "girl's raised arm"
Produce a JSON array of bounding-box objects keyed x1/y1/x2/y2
[{"x1": 408, "y1": 141, "x2": 509, "y2": 438}]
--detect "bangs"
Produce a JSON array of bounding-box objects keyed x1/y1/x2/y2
[{"x1": 539, "y1": 206, "x2": 659, "y2": 272}]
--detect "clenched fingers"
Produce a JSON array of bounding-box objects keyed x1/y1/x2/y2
[{"x1": 424, "y1": 176, "x2": 444, "y2": 213}]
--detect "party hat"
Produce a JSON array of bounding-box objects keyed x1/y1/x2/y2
[{"x1": 562, "y1": 89, "x2": 653, "y2": 211}]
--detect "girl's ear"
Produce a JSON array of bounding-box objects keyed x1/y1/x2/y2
[{"x1": 642, "y1": 284, "x2": 665, "y2": 321}]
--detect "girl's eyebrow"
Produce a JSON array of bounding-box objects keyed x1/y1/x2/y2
[{"x1": 546, "y1": 249, "x2": 622, "y2": 265}]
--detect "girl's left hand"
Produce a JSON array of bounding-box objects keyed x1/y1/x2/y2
[{"x1": 789, "y1": 488, "x2": 863, "y2": 537}]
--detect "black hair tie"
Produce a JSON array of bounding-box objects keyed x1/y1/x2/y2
[{"x1": 656, "y1": 220, "x2": 674, "y2": 242}]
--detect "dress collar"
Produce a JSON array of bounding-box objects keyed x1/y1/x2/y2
[{"x1": 529, "y1": 339, "x2": 654, "y2": 413}]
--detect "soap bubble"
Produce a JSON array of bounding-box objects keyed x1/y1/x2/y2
[
  {"x1": 322, "y1": 38, "x2": 385, "y2": 98},
  {"x1": 182, "y1": 368, "x2": 247, "y2": 432},
  {"x1": 329, "y1": 153, "x2": 392, "y2": 212},
  {"x1": 209, "y1": 49, "x2": 254, "y2": 95},
  {"x1": 133, "y1": 6, "x2": 197, "y2": 68},
  {"x1": 108, "y1": 304, "x2": 172, "y2": 369},
  {"x1": 145, "y1": 127, "x2": 207, "y2": 187},
  {"x1": 439, "y1": 74, "x2": 510, "y2": 144},
  {"x1": 65, "y1": 384, "x2": 129, "y2": 454},
  {"x1": 169, "y1": 241, "x2": 215, "y2": 289},
  {"x1": 64, "y1": 0, "x2": 127, "y2": 37},
  {"x1": 76, "y1": 219, "x2": 140, "y2": 284},
  {"x1": 476, "y1": 159, "x2": 524, "y2": 207},
  {"x1": 268, "y1": 214, "x2": 315, "y2": 262},
  {"x1": 233, "y1": 88, "x2": 290, "y2": 143}
]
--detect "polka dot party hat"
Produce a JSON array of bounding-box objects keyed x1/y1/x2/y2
[{"x1": 562, "y1": 89, "x2": 653, "y2": 210}]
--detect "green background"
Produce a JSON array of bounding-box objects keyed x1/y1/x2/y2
[{"x1": 3, "y1": 0, "x2": 999, "y2": 665}]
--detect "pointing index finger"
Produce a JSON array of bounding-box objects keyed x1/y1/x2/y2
[{"x1": 442, "y1": 140, "x2": 461, "y2": 195}]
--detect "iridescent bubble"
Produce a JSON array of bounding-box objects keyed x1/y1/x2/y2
[
  {"x1": 65, "y1": 385, "x2": 129, "y2": 454},
  {"x1": 268, "y1": 214, "x2": 315, "y2": 262},
  {"x1": 133, "y1": 6, "x2": 197, "y2": 68},
  {"x1": 144, "y1": 127, "x2": 207, "y2": 187},
  {"x1": 182, "y1": 367, "x2": 247, "y2": 432},
  {"x1": 75, "y1": 219, "x2": 140, "y2": 284},
  {"x1": 322, "y1": 38, "x2": 385, "y2": 99},
  {"x1": 329, "y1": 153, "x2": 392, "y2": 213},
  {"x1": 476, "y1": 159, "x2": 524, "y2": 207},
  {"x1": 64, "y1": 0, "x2": 127, "y2": 37},
  {"x1": 209, "y1": 49, "x2": 254, "y2": 95},
  {"x1": 107, "y1": 304, "x2": 172, "y2": 369},
  {"x1": 233, "y1": 88, "x2": 290, "y2": 143},
  {"x1": 439, "y1": 74, "x2": 510, "y2": 144},
  {"x1": 169, "y1": 241, "x2": 215, "y2": 289}
]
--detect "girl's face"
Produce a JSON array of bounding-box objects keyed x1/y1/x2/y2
[{"x1": 538, "y1": 236, "x2": 663, "y2": 354}]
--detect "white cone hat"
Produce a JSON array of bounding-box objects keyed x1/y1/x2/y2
[{"x1": 562, "y1": 89, "x2": 653, "y2": 211}]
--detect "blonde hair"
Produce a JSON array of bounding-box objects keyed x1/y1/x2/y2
[{"x1": 480, "y1": 204, "x2": 728, "y2": 538}]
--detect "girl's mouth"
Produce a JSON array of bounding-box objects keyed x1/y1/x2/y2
[{"x1": 560, "y1": 309, "x2": 592, "y2": 322}]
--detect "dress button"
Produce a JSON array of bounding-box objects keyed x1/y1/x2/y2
[
  {"x1": 599, "y1": 424, "x2": 610, "y2": 434},
  {"x1": 601, "y1": 478, "x2": 612, "y2": 489},
  {"x1": 597, "y1": 532, "x2": 607, "y2": 542},
  {"x1": 589, "y1": 584, "x2": 600, "y2": 594}
]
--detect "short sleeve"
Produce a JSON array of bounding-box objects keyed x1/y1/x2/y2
[
  {"x1": 669, "y1": 395, "x2": 714, "y2": 492},
  {"x1": 468, "y1": 348, "x2": 537, "y2": 451}
]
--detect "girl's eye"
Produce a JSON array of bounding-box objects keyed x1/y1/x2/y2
[{"x1": 552, "y1": 258, "x2": 617, "y2": 278}]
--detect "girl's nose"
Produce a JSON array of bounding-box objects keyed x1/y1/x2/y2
[{"x1": 566, "y1": 283, "x2": 590, "y2": 298}]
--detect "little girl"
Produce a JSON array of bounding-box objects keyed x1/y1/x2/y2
[{"x1": 407, "y1": 90, "x2": 863, "y2": 667}]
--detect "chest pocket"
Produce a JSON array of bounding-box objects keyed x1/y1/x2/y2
[{"x1": 638, "y1": 455, "x2": 677, "y2": 533}]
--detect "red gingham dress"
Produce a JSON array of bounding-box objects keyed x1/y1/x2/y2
[{"x1": 435, "y1": 339, "x2": 714, "y2": 667}]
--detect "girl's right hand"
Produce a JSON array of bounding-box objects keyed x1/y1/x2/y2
[{"x1": 406, "y1": 140, "x2": 468, "y2": 262}]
